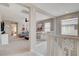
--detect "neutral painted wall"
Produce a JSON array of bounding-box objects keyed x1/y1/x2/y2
[
  {"x1": 37, "y1": 11, "x2": 79, "y2": 36},
  {"x1": 54, "y1": 11, "x2": 79, "y2": 36},
  {"x1": 37, "y1": 18, "x2": 54, "y2": 31},
  {"x1": 0, "y1": 15, "x2": 29, "y2": 34}
]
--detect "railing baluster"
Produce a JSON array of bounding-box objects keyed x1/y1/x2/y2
[{"x1": 47, "y1": 33, "x2": 79, "y2": 56}]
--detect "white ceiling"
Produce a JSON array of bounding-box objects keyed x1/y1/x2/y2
[
  {"x1": 32, "y1": 3, "x2": 79, "y2": 17},
  {"x1": 0, "y1": 3, "x2": 79, "y2": 22},
  {"x1": 0, "y1": 3, "x2": 29, "y2": 22},
  {"x1": 0, "y1": 3, "x2": 50, "y2": 22}
]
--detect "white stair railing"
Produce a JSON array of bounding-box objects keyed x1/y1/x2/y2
[{"x1": 47, "y1": 33, "x2": 79, "y2": 56}]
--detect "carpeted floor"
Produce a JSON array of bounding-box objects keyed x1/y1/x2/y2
[
  {"x1": 0, "y1": 38, "x2": 47, "y2": 56},
  {"x1": 0, "y1": 39, "x2": 30, "y2": 56}
]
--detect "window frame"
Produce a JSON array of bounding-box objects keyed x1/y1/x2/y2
[{"x1": 61, "y1": 17, "x2": 78, "y2": 36}]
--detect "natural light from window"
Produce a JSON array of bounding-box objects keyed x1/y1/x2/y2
[
  {"x1": 44, "y1": 22, "x2": 51, "y2": 32},
  {"x1": 61, "y1": 18, "x2": 78, "y2": 36}
]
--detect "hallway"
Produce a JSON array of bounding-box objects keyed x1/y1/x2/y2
[{"x1": 0, "y1": 3, "x2": 79, "y2": 56}]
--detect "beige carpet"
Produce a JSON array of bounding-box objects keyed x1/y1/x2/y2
[
  {"x1": 0, "y1": 39, "x2": 30, "y2": 56},
  {"x1": 0, "y1": 37, "x2": 47, "y2": 56}
]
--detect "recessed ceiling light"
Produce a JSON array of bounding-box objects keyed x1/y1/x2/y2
[{"x1": 65, "y1": 11, "x2": 69, "y2": 14}]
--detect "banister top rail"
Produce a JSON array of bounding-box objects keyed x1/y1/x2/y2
[{"x1": 52, "y1": 35, "x2": 79, "y2": 40}]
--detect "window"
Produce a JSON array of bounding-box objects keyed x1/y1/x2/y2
[
  {"x1": 44, "y1": 22, "x2": 51, "y2": 32},
  {"x1": 61, "y1": 18, "x2": 78, "y2": 36}
]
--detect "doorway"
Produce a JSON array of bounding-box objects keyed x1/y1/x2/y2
[{"x1": 10, "y1": 23, "x2": 18, "y2": 37}]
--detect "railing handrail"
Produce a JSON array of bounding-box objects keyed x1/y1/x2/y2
[{"x1": 53, "y1": 35, "x2": 79, "y2": 40}]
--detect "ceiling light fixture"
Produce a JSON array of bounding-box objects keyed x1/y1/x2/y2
[
  {"x1": 25, "y1": 18, "x2": 28, "y2": 22},
  {"x1": 65, "y1": 11, "x2": 69, "y2": 14}
]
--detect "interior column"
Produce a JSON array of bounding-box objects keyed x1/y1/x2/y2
[
  {"x1": 78, "y1": 17, "x2": 79, "y2": 36},
  {"x1": 29, "y1": 7, "x2": 36, "y2": 51}
]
